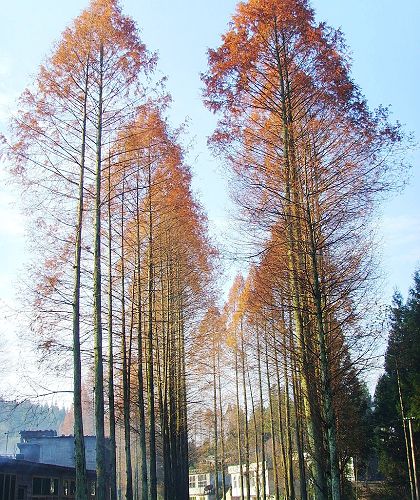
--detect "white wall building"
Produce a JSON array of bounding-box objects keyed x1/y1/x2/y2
[
  {"x1": 189, "y1": 470, "x2": 228, "y2": 500},
  {"x1": 227, "y1": 461, "x2": 274, "y2": 499}
]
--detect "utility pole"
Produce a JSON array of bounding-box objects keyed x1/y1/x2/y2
[
  {"x1": 4, "y1": 432, "x2": 9, "y2": 454},
  {"x1": 396, "y1": 365, "x2": 415, "y2": 500},
  {"x1": 405, "y1": 417, "x2": 419, "y2": 500}
]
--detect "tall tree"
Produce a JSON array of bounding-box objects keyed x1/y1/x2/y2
[
  {"x1": 374, "y1": 270, "x2": 420, "y2": 496},
  {"x1": 111, "y1": 103, "x2": 217, "y2": 498},
  {"x1": 203, "y1": 0, "x2": 404, "y2": 497},
  {"x1": 8, "y1": 1, "x2": 154, "y2": 497}
]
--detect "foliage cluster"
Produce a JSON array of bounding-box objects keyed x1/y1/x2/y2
[{"x1": 374, "y1": 271, "x2": 420, "y2": 493}]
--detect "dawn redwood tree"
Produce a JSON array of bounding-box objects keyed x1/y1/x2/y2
[
  {"x1": 197, "y1": 307, "x2": 224, "y2": 500},
  {"x1": 9, "y1": 22, "x2": 94, "y2": 498},
  {"x1": 8, "y1": 0, "x2": 155, "y2": 497},
  {"x1": 112, "y1": 105, "x2": 176, "y2": 499},
  {"x1": 106, "y1": 156, "x2": 118, "y2": 500},
  {"x1": 191, "y1": 303, "x2": 237, "y2": 499},
  {"x1": 208, "y1": 231, "x2": 377, "y2": 499},
  {"x1": 10, "y1": 29, "x2": 92, "y2": 500},
  {"x1": 110, "y1": 103, "x2": 217, "y2": 499},
  {"x1": 195, "y1": 305, "x2": 237, "y2": 499},
  {"x1": 146, "y1": 147, "x2": 217, "y2": 500},
  {"x1": 146, "y1": 158, "x2": 217, "y2": 499},
  {"x1": 77, "y1": 4, "x2": 154, "y2": 497},
  {"x1": 224, "y1": 276, "x2": 247, "y2": 500},
  {"x1": 203, "y1": 0, "x2": 404, "y2": 498}
]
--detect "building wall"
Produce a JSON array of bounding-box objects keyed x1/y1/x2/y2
[
  {"x1": 0, "y1": 458, "x2": 98, "y2": 500},
  {"x1": 188, "y1": 470, "x2": 230, "y2": 499},
  {"x1": 18, "y1": 437, "x2": 97, "y2": 471},
  {"x1": 227, "y1": 462, "x2": 274, "y2": 499}
]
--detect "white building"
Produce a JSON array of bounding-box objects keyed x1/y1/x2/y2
[
  {"x1": 227, "y1": 461, "x2": 274, "y2": 499},
  {"x1": 344, "y1": 457, "x2": 355, "y2": 482},
  {"x1": 17, "y1": 430, "x2": 99, "y2": 471},
  {"x1": 189, "y1": 470, "x2": 228, "y2": 500}
]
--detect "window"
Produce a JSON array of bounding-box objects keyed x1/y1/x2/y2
[
  {"x1": 63, "y1": 479, "x2": 76, "y2": 497},
  {"x1": 32, "y1": 477, "x2": 59, "y2": 498},
  {"x1": 197, "y1": 474, "x2": 207, "y2": 488},
  {"x1": 0, "y1": 474, "x2": 16, "y2": 500},
  {"x1": 189, "y1": 475, "x2": 196, "y2": 488}
]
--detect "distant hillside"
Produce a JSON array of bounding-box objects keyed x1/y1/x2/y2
[{"x1": 0, "y1": 398, "x2": 66, "y2": 455}]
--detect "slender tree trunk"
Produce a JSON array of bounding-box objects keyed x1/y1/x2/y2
[
  {"x1": 256, "y1": 324, "x2": 267, "y2": 500},
  {"x1": 73, "y1": 57, "x2": 89, "y2": 500},
  {"x1": 174, "y1": 270, "x2": 189, "y2": 500},
  {"x1": 217, "y1": 347, "x2": 227, "y2": 500},
  {"x1": 146, "y1": 157, "x2": 157, "y2": 500},
  {"x1": 272, "y1": 22, "x2": 327, "y2": 499},
  {"x1": 397, "y1": 367, "x2": 416, "y2": 500},
  {"x1": 283, "y1": 342, "x2": 295, "y2": 500},
  {"x1": 235, "y1": 347, "x2": 245, "y2": 500},
  {"x1": 273, "y1": 334, "x2": 289, "y2": 498},
  {"x1": 155, "y1": 265, "x2": 170, "y2": 499},
  {"x1": 107, "y1": 156, "x2": 117, "y2": 500},
  {"x1": 118, "y1": 426, "x2": 123, "y2": 500},
  {"x1": 407, "y1": 418, "x2": 419, "y2": 500},
  {"x1": 248, "y1": 371, "x2": 260, "y2": 500},
  {"x1": 133, "y1": 434, "x2": 139, "y2": 500},
  {"x1": 164, "y1": 255, "x2": 175, "y2": 499},
  {"x1": 304, "y1": 176, "x2": 341, "y2": 500},
  {"x1": 93, "y1": 43, "x2": 106, "y2": 500},
  {"x1": 240, "y1": 319, "x2": 251, "y2": 500},
  {"x1": 120, "y1": 179, "x2": 133, "y2": 500},
  {"x1": 290, "y1": 339, "x2": 308, "y2": 500},
  {"x1": 135, "y1": 171, "x2": 148, "y2": 500},
  {"x1": 213, "y1": 336, "x2": 220, "y2": 500},
  {"x1": 265, "y1": 326, "x2": 280, "y2": 500}
]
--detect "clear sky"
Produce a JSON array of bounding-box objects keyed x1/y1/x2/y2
[{"x1": 0, "y1": 0, "x2": 419, "y2": 399}]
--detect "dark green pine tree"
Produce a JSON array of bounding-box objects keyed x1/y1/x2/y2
[{"x1": 374, "y1": 270, "x2": 420, "y2": 491}]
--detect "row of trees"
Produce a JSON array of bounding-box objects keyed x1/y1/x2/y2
[
  {"x1": 374, "y1": 272, "x2": 420, "y2": 498},
  {"x1": 199, "y1": 0, "x2": 406, "y2": 499},
  {"x1": 191, "y1": 272, "x2": 420, "y2": 500},
  {"x1": 0, "y1": 399, "x2": 66, "y2": 455},
  {"x1": 2, "y1": 0, "x2": 410, "y2": 499},
  {"x1": 6, "y1": 1, "x2": 216, "y2": 499},
  {"x1": 192, "y1": 273, "x2": 372, "y2": 500}
]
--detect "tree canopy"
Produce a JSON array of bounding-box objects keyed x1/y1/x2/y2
[{"x1": 374, "y1": 270, "x2": 420, "y2": 491}]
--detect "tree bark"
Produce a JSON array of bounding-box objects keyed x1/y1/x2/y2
[
  {"x1": 146, "y1": 156, "x2": 157, "y2": 500},
  {"x1": 107, "y1": 155, "x2": 117, "y2": 500},
  {"x1": 240, "y1": 319, "x2": 251, "y2": 500},
  {"x1": 73, "y1": 56, "x2": 89, "y2": 500},
  {"x1": 135, "y1": 169, "x2": 148, "y2": 500},
  {"x1": 93, "y1": 43, "x2": 106, "y2": 500}
]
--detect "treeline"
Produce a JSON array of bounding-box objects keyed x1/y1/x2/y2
[
  {"x1": 373, "y1": 271, "x2": 420, "y2": 498},
  {"x1": 199, "y1": 0, "x2": 404, "y2": 499},
  {"x1": 192, "y1": 274, "x2": 372, "y2": 500},
  {"x1": 189, "y1": 274, "x2": 419, "y2": 500},
  {"x1": 6, "y1": 1, "x2": 215, "y2": 500},
  {"x1": 0, "y1": 399, "x2": 66, "y2": 454},
  {"x1": 3, "y1": 0, "x2": 410, "y2": 500}
]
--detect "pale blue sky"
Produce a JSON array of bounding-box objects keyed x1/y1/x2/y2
[{"x1": 0, "y1": 0, "x2": 419, "y2": 396}]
